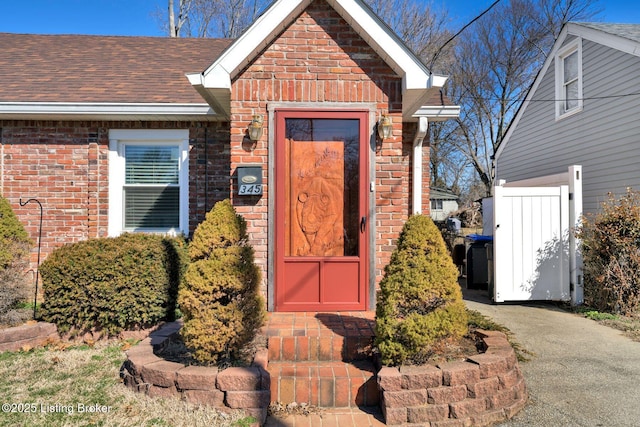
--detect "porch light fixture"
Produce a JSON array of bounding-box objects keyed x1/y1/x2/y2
[
  {"x1": 248, "y1": 114, "x2": 264, "y2": 141},
  {"x1": 377, "y1": 114, "x2": 393, "y2": 141}
]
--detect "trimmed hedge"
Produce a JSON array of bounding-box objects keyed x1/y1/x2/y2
[
  {"x1": 39, "y1": 233, "x2": 188, "y2": 335},
  {"x1": 0, "y1": 195, "x2": 32, "y2": 270},
  {"x1": 375, "y1": 215, "x2": 468, "y2": 366},
  {"x1": 179, "y1": 199, "x2": 265, "y2": 365}
]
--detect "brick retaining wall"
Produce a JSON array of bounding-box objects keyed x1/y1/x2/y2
[
  {"x1": 377, "y1": 330, "x2": 527, "y2": 426},
  {"x1": 121, "y1": 322, "x2": 269, "y2": 425}
]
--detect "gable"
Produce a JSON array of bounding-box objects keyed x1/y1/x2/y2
[
  {"x1": 232, "y1": 2, "x2": 402, "y2": 106},
  {"x1": 188, "y1": 0, "x2": 454, "y2": 120},
  {"x1": 496, "y1": 22, "x2": 640, "y2": 162},
  {"x1": 495, "y1": 22, "x2": 640, "y2": 213}
]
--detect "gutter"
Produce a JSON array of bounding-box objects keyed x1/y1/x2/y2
[
  {"x1": 0, "y1": 102, "x2": 219, "y2": 121},
  {"x1": 412, "y1": 116, "x2": 429, "y2": 214}
]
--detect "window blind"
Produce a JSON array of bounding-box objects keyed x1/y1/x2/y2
[
  {"x1": 125, "y1": 146, "x2": 179, "y2": 184},
  {"x1": 124, "y1": 145, "x2": 180, "y2": 229}
]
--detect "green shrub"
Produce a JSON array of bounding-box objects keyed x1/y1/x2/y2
[
  {"x1": 0, "y1": 195, "x2": 32, "y2": 269},
  {"x1": 576, "y1": 188, "x2": 640, "y2": 315},
  {"x1": 375, "y1": 215, "x2": 468, "y2": 366},
  {"x1": 179, "y1": 199, "x2": 265, "y2": 365},
  {"x1": 39, "y1": 233, "x2": 187, "y2": 335},
  {"x1": 0, "y1": 195, "x2": 33, "y2": 317}
]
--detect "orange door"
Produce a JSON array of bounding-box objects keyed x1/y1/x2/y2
[{"x1": 275, "y1": 110, "x2": 369, "y2": 311}]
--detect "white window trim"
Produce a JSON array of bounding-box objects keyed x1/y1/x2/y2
[
  {"x1": 555, "y1": 38, "x2": 583, "y2": 120},
  {"x1": 108, "y1": 129, "x2": 189, "y2": 237},
  {"x1": 431, "y1": 199, "x2": 444, "y2": 210}
]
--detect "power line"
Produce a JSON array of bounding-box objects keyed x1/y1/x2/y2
[
  {"x1": 457, "y1": 91, "x2": 640, "y2": 103},
  {"x1": 429, "y1": 0, "x2": 502, "y2": 71}
]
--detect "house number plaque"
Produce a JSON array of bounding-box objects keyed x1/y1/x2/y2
[{"x1": 237, "y1": 165, "x2": 263, "y2": 196}]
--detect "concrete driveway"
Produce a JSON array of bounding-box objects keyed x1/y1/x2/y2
[{"x1": 464, "y1": 289, "x2": 640, "y2": 427}]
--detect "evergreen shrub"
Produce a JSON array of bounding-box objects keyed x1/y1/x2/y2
[
  {"x1": 0, "y1": 195, "x2": 33, "y2": 317},
  {"x1": 40, "y1": 233, "x2": 187, "y2": 335},
  {"x1": 178, "y1": 199, "x2": 265, "y2": 365},
  {"x1": 375, "y1": 214, "x2": 468, "y2": 366},
  {"x1": 577, "y1": 188, "x2": 640, "y2": 315}
]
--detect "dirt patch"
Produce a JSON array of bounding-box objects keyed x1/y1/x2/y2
[
  {"x1": 402, "y1": 331, "x2": 483, "y2": 366},
  {"x1": 155, "y1": 330, "x2": 267, "y2": 369},
  {"x1": 268, "y1": 401, "x2": 322, "y2": 417}
]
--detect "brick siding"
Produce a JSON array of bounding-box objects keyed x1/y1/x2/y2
[
  {"x1": 229, "y1": 0, "x2": 425, "y2": 289},
  {"x1": 1, "y1": 0, "x2": 432, "y2": 308},
  {"x1": 0, "y1": 120, "x2": 230, "y2": 269}
]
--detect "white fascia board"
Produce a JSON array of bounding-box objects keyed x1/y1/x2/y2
[
  {"x1": 193, "y1": 0, "x2": 448, "y2": 117},
  {"x1": 329, "y1": 0, "x2": 436, "y2": 92},
  {"x1": 200, "y1": 0, "x2": 310, "y2": 89},
  {"x1": 412, "y1": 105, "x2": 460, "y2": 121},
  {"x1": 0, "y1": 102, "x2": 218, "y2": 120},
  {"x1": 328, "y1": 0, "x2": 451, "y2": 118},
  {"x1": 569, "y1": 23, "x2": 640, "y2": 57},
  {"x1": 403, "y1": 80, "x2": 451, "y2": 120},
  {"x1": 187, "y1": 73, "x2": 231, "y2": 118}
]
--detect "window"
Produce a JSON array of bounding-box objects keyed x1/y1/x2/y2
[
  {"x1": 555, "y1": 39, "x2": 583, "y2": 118},
  {"x1": 109, "y1": 130, "x2": 189, "y2": 236},
  {"x1": 431, "y1": 199, "x2": 443, "y2": 210}
]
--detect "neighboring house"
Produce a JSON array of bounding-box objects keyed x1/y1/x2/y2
[
  {"x1": 429, "y1": 187, "x2": 459, "y2": 221},
  {"x1": 0, "y1": 0, "x2": 459, "y2": 312},
  {"x1": 495, "y1": 22, "x2": 640, "y2": 214}
]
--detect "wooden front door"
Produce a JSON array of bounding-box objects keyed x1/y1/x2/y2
[{"x1": 275, "y1": 110, "x2": 369, "y2": 311}]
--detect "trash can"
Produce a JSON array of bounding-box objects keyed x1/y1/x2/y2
[
  {"x1": 486, "y1": 242, "x2": 494, "y2": 299},
  {"x1": 446, "y1": 217, "x2": 461, "y2": 234},
  {"x1": 465, "y1": 234, "x2": 493, "y2": 289}
]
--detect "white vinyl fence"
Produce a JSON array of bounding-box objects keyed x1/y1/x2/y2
[{"x1": 492, "y1": 166, "x2": 583, "y2": 305}]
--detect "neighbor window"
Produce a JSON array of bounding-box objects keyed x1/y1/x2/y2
[
  {"x1": 431, "y1": 199, "x2": 443, "y2": 210},
  {"x1": 109, "y1": 129, "x2": 189, "y2": 236},
  {"x1": 555, "y1": 39, "x2": 582, "y2": 118}
]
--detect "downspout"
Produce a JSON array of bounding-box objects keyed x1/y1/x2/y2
[{"x1": 412, "y1": 117, "x2": 429, "y2": 214}]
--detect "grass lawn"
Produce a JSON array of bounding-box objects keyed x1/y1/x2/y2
[{"x1": 0, "y1": 340, "x2": 253, "y2": 427}]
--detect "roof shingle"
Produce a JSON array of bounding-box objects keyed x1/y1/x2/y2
[
  {"x1": 0, "y1": 33, "x2": 231, "y2": 104},
  {"x1": 575, "y1": 22, "x2": 640, "y2": 44}
]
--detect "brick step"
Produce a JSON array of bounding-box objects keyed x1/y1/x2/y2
[
  {"x1": 267, "y1": 334, "x2": 373, "y2": 362},
  {"x1": 267, "y1": 360, "x2": 379, "y2": 408}
]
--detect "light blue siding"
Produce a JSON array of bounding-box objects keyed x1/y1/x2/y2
[{"x1": 497, "y1": 36, "x2": 640, "y2": 214}]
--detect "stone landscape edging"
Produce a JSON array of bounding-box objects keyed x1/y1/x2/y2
[
  {"x1": 120, "y1": 321, "x2": 269, "y2": 425},
  {"x1": 377, "y1": 329, "x2": 527, "y2": 426},
  {"x1": 0, "y1": 321, "x2": 59, "y2": 352}
]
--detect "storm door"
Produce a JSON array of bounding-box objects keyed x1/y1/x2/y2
[{"x1": 275, "y1": 110, "x2": 369, "y2": 311}]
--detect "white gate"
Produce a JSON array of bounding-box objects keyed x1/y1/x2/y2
[{"x1": 492, "y1": 166, "x2": 583, "y2": 304}]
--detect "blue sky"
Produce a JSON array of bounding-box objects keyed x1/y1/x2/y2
[{"x1": 1, "y1": 0, "x2": 637, "y2": 37}]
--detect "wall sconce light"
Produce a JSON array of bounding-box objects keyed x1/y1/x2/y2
[
  {"x1": 248, "y1": 114, "x2": 264, "y2": 141},
  {"x1": 377, "y1": 114, "x2": 393, "y2": 141}
]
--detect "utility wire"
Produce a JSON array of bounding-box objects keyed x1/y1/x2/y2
[
  {"x1": 457, "y1": 91, "x2": 640, "y2": 103},
  {"x1": 429, "y1": 0, "x2": 502, "y2": 72}
]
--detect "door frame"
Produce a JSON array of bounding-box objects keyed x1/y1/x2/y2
[{"x1": 266, "y1": 104, "x2": 376, "y2": 312}]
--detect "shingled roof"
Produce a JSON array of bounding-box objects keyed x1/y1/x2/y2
[
  {"x1": 0, "y1": 33, "x2": 231, "y2": 104},
  {"x1": 576, "y1": 22, "x2": 640, "y2": 44}
]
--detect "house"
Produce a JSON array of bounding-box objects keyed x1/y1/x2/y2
[
  {"x1": 429, "y1": 187, "x2": 459, "y2": 222},
  {"x1": 495, "y1": 22, "x2": 640, "y2": 215},
  {"x1": 0, "y1": 0, "x2": 459, "y2": 313}
]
